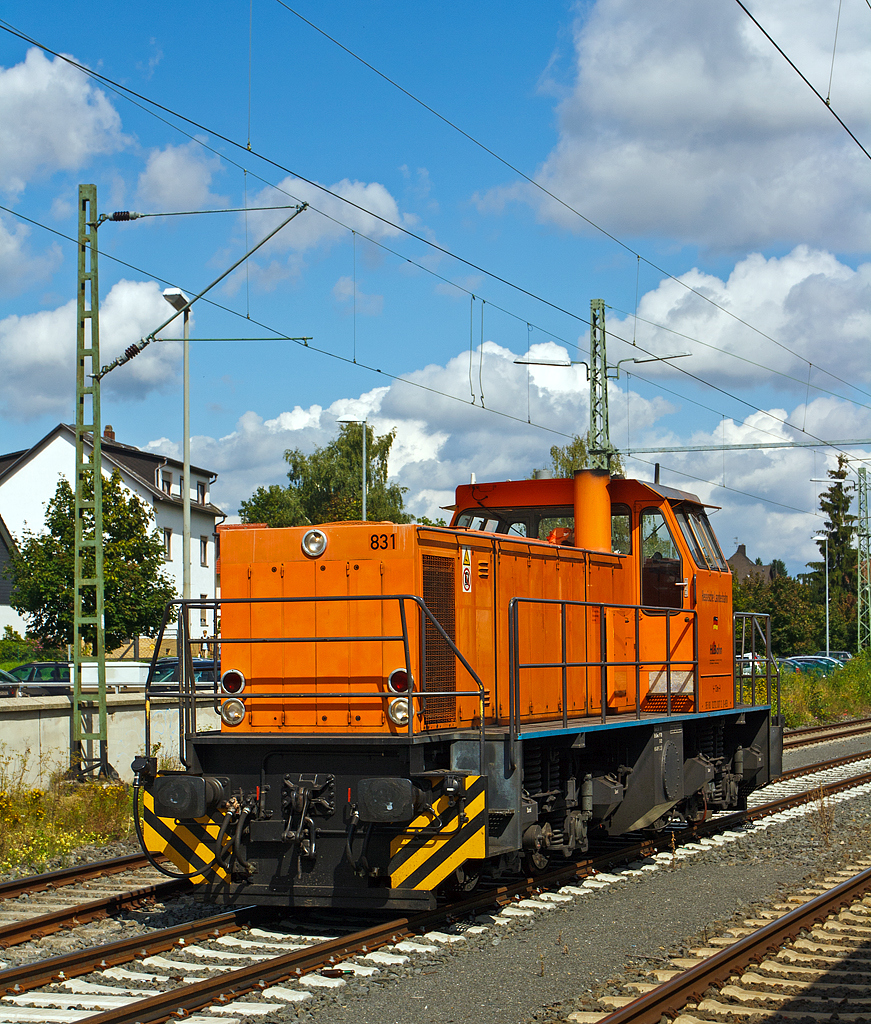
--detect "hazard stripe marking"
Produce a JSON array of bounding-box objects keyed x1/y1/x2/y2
[
  {"x1": 389, "y1": 776, "x2": 487, "y2": 891},
  {"x1": 143, "y1": 792, "x2": 229, "y2": 882}
]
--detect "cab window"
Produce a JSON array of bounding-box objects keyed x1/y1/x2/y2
[
  {"x1": 640, "y1": 508, "x2": 683, "y2": 608},
  {"x1": 611, "y1": 504, "x2": 631, "y2": 555}
]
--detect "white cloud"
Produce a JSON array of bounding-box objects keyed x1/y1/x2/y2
[
  {"x1": 0, "y1": 214, "x2": 62, "y2": 295},
  {"x1": 135, "y1": 141, "x2": 226, "y2": 212},
  {"x1": 489, "y1": 0, "x2": 871, "y2": 249},
  {"x1": 0, "y1": 48, "x2": 127, "y2": 197},
  {"x1": 0, "y1": 280, "x2": 183, "y2": 419},
  {"x1": 147, "y1": 334, "x2": 867, "y2": 576},
  {"x1": 332, "y1": 275, "x2": 383, "y2": 316},
  {"x1": 227, "y1": 176, "x2": 405, "y2": 289},
  {"x1": 603, "y1": 246, "x2": 871, "y2": 396}
]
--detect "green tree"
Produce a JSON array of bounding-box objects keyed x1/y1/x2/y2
[
  {"x1": 8, "y1": 471, "x2": 176, "y2": 650},
  {"x1": 733, "y1": 572, "x2": 823, "y2": 656},
  {"x1": 239, "y1": 484, "x2": 308, "y2": 528},
  {"x1": 770, "y1": 558, "x2": 787, "y2": 579},
  {"x1": 803, "y1": 454, "x2": 857, "y2": 650},
  {"x1": 540, "y1": 433, "x2": 624, "y2": 477},
  {"x1": 285, "y1": 423, "x2": 410, "y2": 524}
]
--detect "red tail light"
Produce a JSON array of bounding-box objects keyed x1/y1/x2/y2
[
  {"x1": 388, "y1": 668, "x2": 412, "y2": 693},
  {"x1": 221, "y1": 669, "x2": 246, "y2": 694}
]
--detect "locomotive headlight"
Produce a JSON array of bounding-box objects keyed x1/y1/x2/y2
[
  {"x1": 388, "y1": 697, "x2": 410, "y2": 726},
  {"x1": 301, "y1": 529, "x2": 328, "y2": 558},
  {"x1": 221, "y1": 668, "x2": 246, "y2": 694},
  {"x1": 387, "y1": 668, "x2": 413, "y2": 693},
  {"x1": 220, "y1": 697, "x2": 246, "y2": 726}
]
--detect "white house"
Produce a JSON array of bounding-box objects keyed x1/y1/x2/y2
[
  {"x1": 0, "y1": 425, "x2": 224, "y2": 626},
  {"x1": 0, "y1": 513, "x2": 26, "y2": 634}
]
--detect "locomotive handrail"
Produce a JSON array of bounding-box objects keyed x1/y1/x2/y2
[
  {"x1": 733, "y1": 611, "x2": 780, "y2": 717},
  {"x1": 145, "y1": 593, "x2": 489, "y2": 774},
  {"x1": 507, "y1": 597, "x2": 699, "y2": 740}
]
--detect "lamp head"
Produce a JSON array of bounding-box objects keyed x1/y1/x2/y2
[{"x1": 162, "y1": 288, "x2": 190, "y2": 312}]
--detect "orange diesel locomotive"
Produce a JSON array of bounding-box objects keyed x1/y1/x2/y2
[{"x1": 134, "y1": 468, "x2": 782, "y2": 909}]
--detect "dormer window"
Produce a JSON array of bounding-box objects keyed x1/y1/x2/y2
[
  {"x1": 197, "y1": 482, "x2": 207, "y2": 504},
  {"x1": 161, "y1": 472, "x2": 172, "y2": 494}
]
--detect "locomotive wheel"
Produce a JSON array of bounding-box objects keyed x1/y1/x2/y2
[
  {"x1": 450, "y1": 864, "x2": 481, "y2": 893},
  {"x1": 522, "y1": 823, "x2": 551, "y2": 873}
]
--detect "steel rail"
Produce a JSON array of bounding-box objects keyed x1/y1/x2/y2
[
  {"x1": 0, "y1": 878, "x2": 188, "y2": 949},
  {"x1": 0, "y1": 853, "x2": 161, "y2": 901},
  {"x1": 775, "y1": 748, "x2": 871, "y2": 782},
  {"x1": 594, "y1": 864, "x2": 871, "y2": 1023},
  {"x1": 0, "y1": 905, "x2": 259, "y2": 995},
  {"x1": 784, "y1": 716, "x2": 871, "y2": 748}
]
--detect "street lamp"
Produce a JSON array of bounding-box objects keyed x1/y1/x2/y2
[
  {"x1": 163, "y1": 288, "x2": 191, "y2": 600},
  {"x1": 812, "y1": 533, "x2": 830, "y2": 658},
  {"x1": 338, "y1": 418, "x2": 367, "y2": 521}
]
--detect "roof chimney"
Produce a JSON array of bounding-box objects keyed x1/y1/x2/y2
[{"x1": 103, "y1": 425, "x2": 115, "y2": 442}]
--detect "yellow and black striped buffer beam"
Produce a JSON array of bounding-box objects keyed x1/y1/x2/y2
[
  {"x1": 142, "y1": 788, "x2": 230, "y2": 883},
  {"x1": 389, "y1": 776, "x2": 487, "y2": 891}
]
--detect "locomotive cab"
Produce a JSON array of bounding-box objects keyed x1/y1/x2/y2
[{"x1": 135, "y1": 470, "x2": 782, "y2": 909}]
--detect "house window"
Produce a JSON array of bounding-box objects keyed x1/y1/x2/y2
[
  {"x1": 179, "y1": 475, "x2": 185, "y2": 498},
  {"x1": 200, "y1": 594, "x2": 208, "y2": 627},
  {"x1": 163, "y1": 527, "x2": 172, "y2": 560},
  {"x1": 161, "y1": 472, "x2": 172, "y2": 494},
  {"x1": 197, "y1": 482, "x2": 207, "y2": 504},
  {"x1": 200, "y1": 535, "x2": 209, "y2": 567}
]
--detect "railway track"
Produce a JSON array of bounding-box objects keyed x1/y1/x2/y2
[
  {"x1": 783, "y1": 715, "x2": 871, "y2": 749},
  {"x1": 579, "y1": 860, "x2": 871, "y2": 1023},
  {"x1": 2, "y1": 754, "x2": 871, "y2": 1023},
  {"x1": 0, "y1": 855, "x2": 185, "y2": 949}
]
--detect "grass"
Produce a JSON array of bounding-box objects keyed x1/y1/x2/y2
[
  {"x1": 0, "y1": 749, "x2": 133, "y2": 875},
  {"x1": 779, "y1": 647, "x2": 871, "y2": 727}
]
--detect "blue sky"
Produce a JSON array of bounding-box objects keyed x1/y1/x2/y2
[{"x1": 3, "y1": 0, "x2": 871, "y2": 573}]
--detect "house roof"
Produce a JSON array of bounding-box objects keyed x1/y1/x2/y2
[
  {"x1": 0, "y1": 424, "x2": 223, "y2": 519},
  {"x1": 0, "y1": 512, "x2": 17, "y2": 557}
]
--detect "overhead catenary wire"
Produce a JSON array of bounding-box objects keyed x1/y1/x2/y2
[
  {"x1": 3, "y1": 176, "x2": 868, "y2": 472},
  {"x1": 0, "y1": 15, "x2": 866, "y2": 412},
  {"x1": 0, "y1": 199, "x2": 833, "y2": 522},
  {"x1": 267, "y1": 2, "x2": 871, "y2": 406},
  {"x1": 0, "y1": 22, "x2": 863, "y2": 515},
  {"x1": 5, "y1": 13, "x2": 871, "y2": 432}
]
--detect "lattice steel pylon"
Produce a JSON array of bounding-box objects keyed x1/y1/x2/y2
[
  {"x1": 73, "y1": 184, "x2": 109, "y2": 777},
  {"x1": 588, "y1": 298, "x2": 616, "y2": 470},
  {"x1": 858, "y1": 467, "x2": 871, "y2": 652}
]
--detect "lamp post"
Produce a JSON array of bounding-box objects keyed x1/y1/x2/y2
[
  {"x1": 338, "y1": 418, "x2": 367, "y2": 521},
  {"x1": 163, "y1": 288, "x2": 191, "y2": 600},
  {"x1": 813, "y1": 533, "x2": 830, "y2": 658}
]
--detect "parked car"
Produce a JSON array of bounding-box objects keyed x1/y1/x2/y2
[
  {"x1": 814, "y1": 650, "x2": 852, "y2": 663},
  {"x1": 148, "y1": 657, "x2": 219, "y2": 691},
  {"x1": 780, "y1": 656, "x2": 842, "y2": 676},
  {"x1": 736, "y1": 652, "x2": 768, "y2": 678},
  {"x1": 3, "y1": 662, "x2": 71, "y2": 696},
  {"x1": 0, "y1": 668, "x2": 23, "y2": 697}
]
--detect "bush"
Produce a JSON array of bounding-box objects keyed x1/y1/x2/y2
[
  {"x1": 0, "y1": 626, "x2": 66, "y2": 668},
  {"x1": 0, "y1": 748, "x2": 132, "y2": 874},
  {"x1": 779, "y1": 648, "x2": 871, "y2": 727}
]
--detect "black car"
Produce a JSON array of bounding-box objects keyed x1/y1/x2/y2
[
  {"x1": 148, "y1": 657, "x2": 219, "y2": 691},
  {"x1": 3, "y1": 662, "x2": 71, "y2": 696}
]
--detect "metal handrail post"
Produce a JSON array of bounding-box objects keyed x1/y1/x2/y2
[
  {"x1": 561, "y1": 602, "x2": 568, "y2": 728},
  {"x1": 693, "y1": 609, "x2": 699, "y2": 713},
  {"x1": 176, "y1": 606, "x2": 187, "y2": 768},
  {"x1": 599, "y1": 603, "x2": 607, "y2": 725},
  {"x1": 666, "y1": 612, "x2": 672, "y2": 717},
  {"x1": 397, "y1": 599, "x2": 414, "y2": 742},
  {"x1": 634, "y1": 605, "x2": 641, "y2": 719}
]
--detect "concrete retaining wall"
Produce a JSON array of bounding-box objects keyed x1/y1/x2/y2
[{"x1": 0, "y1": 695, "x2": 220, "y2": 785}]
